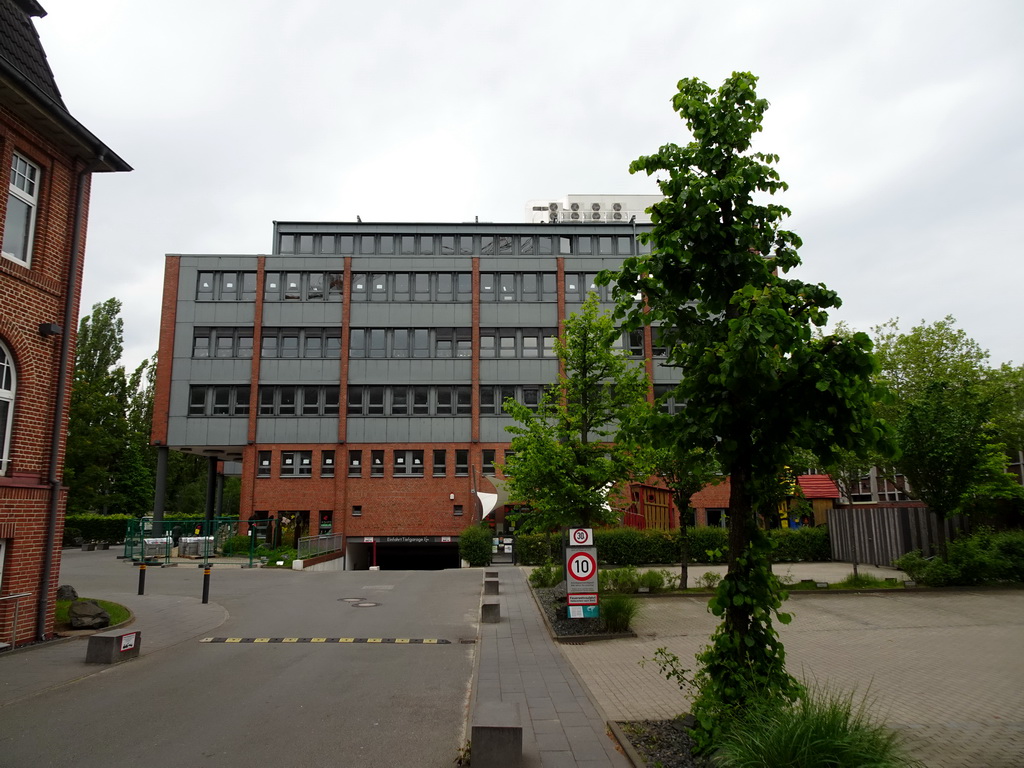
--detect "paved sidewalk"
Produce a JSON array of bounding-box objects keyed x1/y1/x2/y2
[
  {"x1": 475, "y1": 565, "x2": 631, "y2": 767},
  {"x1": 559, "y1": 573, "x2": 1024, "y2": 768},
  {"x1": 0, "y1": 590, "x2": 226, "y2": 708}
]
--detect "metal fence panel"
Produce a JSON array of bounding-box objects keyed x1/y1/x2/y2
[{"x1": 829, "y1": 506, "x2": 969, "y2": 565}]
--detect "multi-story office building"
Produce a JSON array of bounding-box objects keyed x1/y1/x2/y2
[
  {"x1": 152, "y1": 214, "x2": 677, "y2": 569},
  {"x1": 0, "y1": 0, "x2": 129, "y2": 646}
]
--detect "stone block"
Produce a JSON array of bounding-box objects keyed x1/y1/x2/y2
[
  {"x1": 86, "y1": 630, "x2": 142, "y2": 664},
  {"x1": 471, "y1": 700, "x2": 522, "y2": 768},
  {"x1": 483, "y1": 578, "x2": 499, "y2": 595},
  {"x1": 481, "y1": 598, "x2": 501, "y2": 623}
]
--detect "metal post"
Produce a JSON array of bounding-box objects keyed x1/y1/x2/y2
[
  {"x1": 202, "y1": 565, "x2": 211, "y2": 604},
  {"x1": 137, "y1": 563, "x2": 146, "y2": 595}
]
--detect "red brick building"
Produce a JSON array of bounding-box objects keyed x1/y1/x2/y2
[{"x1": 0, "y1": 0, "x2": 129, "y2": 647}]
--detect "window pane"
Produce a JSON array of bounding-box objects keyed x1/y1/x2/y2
[
  {"x1": 280, "y1": 333, "x2": 299, "y2": 358},
  {"x1": 193, "y1": 334, "x2": 210, "y2": 358},
  {"x1": 400, "y1": 235, "x2": 416, "y2": 254},
  {"x1": 367, "y1": 386, "x2": 384, "y2": 415},
  {"x1": 215, "y1": 335, "x2": 233, "y2": 358},
  {"x1": 284, "y1": 273, "x2": 301, "y2": 300},
  {"x1": 455, "y1": 273, "x2": 472, "y2": 301},
  {"x1": 480, "y1": 273, "x2": 495, "y2": 301},
  {"x1": 436, "y1": 387, "x2": 452, "y2": 415},
  {"x1": 349, "y1": 329, "x2": 365, "y2": 358},
  {"x1": 307, "y1": 273, "x2": 324, "y2": 300},
  {"x1": 393, "y1": 273, "x2": 410, "y2": 301},
  {"x1": 323, "y1": 388, "x2": 339, "y2": 415},
  {"x1": 368, "y1": 329, "x2": 386, "y2": 358},
  {"x1": 499, "y1": 273, "x2": 516, "y2": 301},
  {"x1": 413, "y1": 386, "x2": 429, "y2": 415},
  {"x1": 412, "y1": 329, "x2": 429, "y2": 358},
  {"x1": 304, "y1": 334, "x2": 322, "y2": 358},
  {"x1": 436, "y1": 273, "x2": 453, "y2": 301},
  {"x1": 392, "y1": 387, "x2": 408, "y2": 415},
  {"x1": 370, "y1": 273, "x2": 387, "y2": 301},
  {"x1": 413, "y1": 273, "x2": 430, "y2": 301},
  {"x1": 278, "y1": 387, "x2": 296, "y2": 415},
  {"x1": 261, "y1": 335, "x2": 278, "y2": 358},
  {"x1": 419, "y1": 235, "x2": 434, "y2": 255},
  {"x1": 301, "y1": 386, "x2": 320, "y2": 415},
  {"x1": 347, "y1": 386, "x2": 363, "y2": 415},
  {"x1": 392, "y1": 329, "x2": 409, "y2": 358}
]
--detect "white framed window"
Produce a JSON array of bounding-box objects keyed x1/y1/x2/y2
[
  {"x1": 2, "y1": 154, "x2": 40, "y2": 265},
  {"x1": 0, "y1": 340, "x2": 15, "y2": 474}
]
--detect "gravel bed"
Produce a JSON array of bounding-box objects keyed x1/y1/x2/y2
[
  {"x1": 533, "y1": 582, "x2": 609, "y2": 637},
  {"x1": 617, "y1": 719, "x2": 710, "y2": 768}
]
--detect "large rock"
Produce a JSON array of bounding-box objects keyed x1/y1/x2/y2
[
  {"x1": 56, "y1": 584, "x2": 78, "y2": 601},
  {"x1": 69, "y1": 600, "x2": 110, "y2": 629}
]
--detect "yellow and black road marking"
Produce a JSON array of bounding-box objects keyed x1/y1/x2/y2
[{"x1": 201, "y1": 637, "x2": 450, "y2": 644}]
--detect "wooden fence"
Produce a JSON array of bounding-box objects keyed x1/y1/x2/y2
[{"x1": 829, "y1": 505, "x2": 969, "y2": 566}]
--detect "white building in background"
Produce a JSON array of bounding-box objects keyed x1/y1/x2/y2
[{"x1": 525, "y1": 194, "x2": 661, "y2": 225}]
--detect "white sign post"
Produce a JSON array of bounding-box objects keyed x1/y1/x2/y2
[{"x1": 565, "y1": 540, "x2": 599, "y2": 618}]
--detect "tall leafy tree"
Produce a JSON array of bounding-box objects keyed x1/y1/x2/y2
[
  {"x1": 66, "y1": 299, "x2": 131, "y2": 514},
  {"x1": 501, "y1": 294, "x2": 649, "y2": 531},
  {"x1": 607, "y1": 73, "x2": 887, "y2": 749}
]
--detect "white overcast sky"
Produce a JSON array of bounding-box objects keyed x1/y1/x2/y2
[{"x1": 35, "y1": 0, "x2": 1024, "y2": 371}]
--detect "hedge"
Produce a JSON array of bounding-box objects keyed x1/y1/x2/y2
[
  {"x1": 63, "y1": 513, "x2": 208, "y2": 546},
  {"x1": 514, "y1": 525, "x2": 830, "y2": 566}
]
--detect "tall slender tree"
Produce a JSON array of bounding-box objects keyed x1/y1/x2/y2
[
  {"x1": 607, "y1": 72, "x2": 888, "y2": 749},
  {"x1": 501, "y1": 294, "x2": 649, "y2": 531}
]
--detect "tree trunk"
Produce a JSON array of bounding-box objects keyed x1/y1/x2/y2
[{"x1": 726, "y1": 460, "x2": 757, "y2": 642}]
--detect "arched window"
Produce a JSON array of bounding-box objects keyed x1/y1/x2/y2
[{"x1": 0, "y1": 340, "x2": 14, "y2": 474}]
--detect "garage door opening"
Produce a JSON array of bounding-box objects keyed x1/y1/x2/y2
[{"x1": 346, "y1": 538, "x2": 460, "y2": 570}]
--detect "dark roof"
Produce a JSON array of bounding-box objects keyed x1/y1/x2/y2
[
  {"x1": 0, "y1": 0, "x2": 129, "y2": 172},
  {"x1": 0, "y1": 0, "x2": 63, "y2": 107}
]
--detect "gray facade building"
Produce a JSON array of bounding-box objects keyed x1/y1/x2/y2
[{"x1": 153, "y1": 219, "x2": 673, "y2": 568}]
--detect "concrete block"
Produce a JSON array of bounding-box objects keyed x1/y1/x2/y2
[
  {"x1": 481, "y1": 598, "x2": 501, "y2": 623},
  {"x1": 484, "y1": 570, "x2": 498, "y2": 579},
  {"x1": 483, "y1": 578, "x2": 499, "y2": 595},
  {"x1": 86, "y1": 629, "x2": 142, "y2": 664},
  {"x1": 471, "y1": 700, "x2": 522, "y2": 768}
]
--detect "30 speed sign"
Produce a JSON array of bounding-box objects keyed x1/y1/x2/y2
[{"x1": 566, "y1": 548, "x2": 598, "y2": 592}]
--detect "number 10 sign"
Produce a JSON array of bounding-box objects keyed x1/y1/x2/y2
[{"x1": 565, "y1": 547, "x2": 598, "y2": 593}]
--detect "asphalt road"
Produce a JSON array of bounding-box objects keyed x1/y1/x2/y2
[{"x1": 0, "y1": 559, "x2": 481, "y2": 768}]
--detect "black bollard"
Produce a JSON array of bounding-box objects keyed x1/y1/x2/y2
[
  {"x1": 137, "y1": 562, "x2": 146, "y2": 595},
  {"x1": 202, "y1": 565, "x2": 211, "y2": 604}
]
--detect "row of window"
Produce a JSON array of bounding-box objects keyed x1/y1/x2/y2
[
  {"x1": 188, "y1": 386, "x2": 341, "y2": 417},
  {"x1": 192, "y1": 327, "x2": 647, "y2": 360},
  {"x1": 195, "y1": 270, "x2": 619, "y2": 304},
  {"x1": 187, "y1": 382, "x2": 675, "y2": 417},
  {"x1": 278, "y1": 233, "x2": 649, "y2": 257},
  {"x1": 255, "y1": 448, "x2": 504, "y2": 478}
]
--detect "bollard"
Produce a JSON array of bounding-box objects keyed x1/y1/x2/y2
[
  {"x1": 137, "y1": 562, "x2": 146, "y2": 595},
  {"x1": 202, "y1": 565, "x2": 211, "y2": 604}
]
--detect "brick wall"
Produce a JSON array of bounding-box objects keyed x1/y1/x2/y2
[{"x1": 0, "y1": 105, "x2": 92, "y2": 645}]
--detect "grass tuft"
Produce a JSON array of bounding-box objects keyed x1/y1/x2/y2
[{"x1": 712, "y1": 682, "x2": 921, "y2": 768}]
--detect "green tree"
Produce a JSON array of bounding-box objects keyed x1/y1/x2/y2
[
  {"x1": 608, "y1": 72, "x2": 887, "y2": 749},
  {"x1": 501, "y1": 294, "x2": 649, "y2": 531},
  {"x1": 66, "y1": 299, "x2": 131, "y2": 514},
  {"x1": 897, "y1": 380, "x2": 1023, "y2": 556}
]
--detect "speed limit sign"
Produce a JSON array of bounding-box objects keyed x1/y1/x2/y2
[
  {"x1": 569, "y1": 528, "x2": 593, "y2": 547},
  {"x1": 566, "y1": 548, "x2": 598, "y2": 592}
]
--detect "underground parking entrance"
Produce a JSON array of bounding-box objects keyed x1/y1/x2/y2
[{"x1": 346, "y1": 535, "x2": 461, "y2": 570}]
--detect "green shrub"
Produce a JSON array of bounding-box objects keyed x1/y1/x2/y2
[
  {"x1": 713, "y1": 683, "x2": 920, "y2": 767},
  {"x1": 894, "y1": 528, "x2": 1024, "y2": 586},
  {"x1": 638, "y1": 569, "x2": 666, "y2": 592},
  {"x1": 222, "y1": 534, "x2": 253, "y2": 556},
  {"x1": 256, "y1": 545, "x2": 298, "y2": 567},
  {"x1": 595, "y1": 527, "x2": 678, "y2": 566},
  {"x1": 514, "y1": 533, "x2": 562, "y2": 566},
  {"x1": 458, "y1": 525, "x2": 493, "y2": 567},
  {"x1": 601, "y1": 594, "x2": 640, "y2": 633},
  {"x1": 599, "y1": 566, "x2": 641, "y2": 594},
  {"x1": 62, "y1": 527, "x2": 82, "y2": 547},
  {"x1": 529, "y1": 560, "x2": 563, "y2": 589},
  {"x1": 769, "y1": 526, "x2": 831, "y2": 562},
  {"x1": 695, "y1": 571, "x2": 722, "y2": 589},
  {"x1": 682, "y1": 526, "x2": 729, "y2": 563}
]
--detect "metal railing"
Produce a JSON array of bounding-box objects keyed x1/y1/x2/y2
[
  {"x1": 0, "y1": 592, "x2": 32, "y2": 650},
  {"x1": 297, "y1": 533, "x2": 344, "y2": 560}
]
